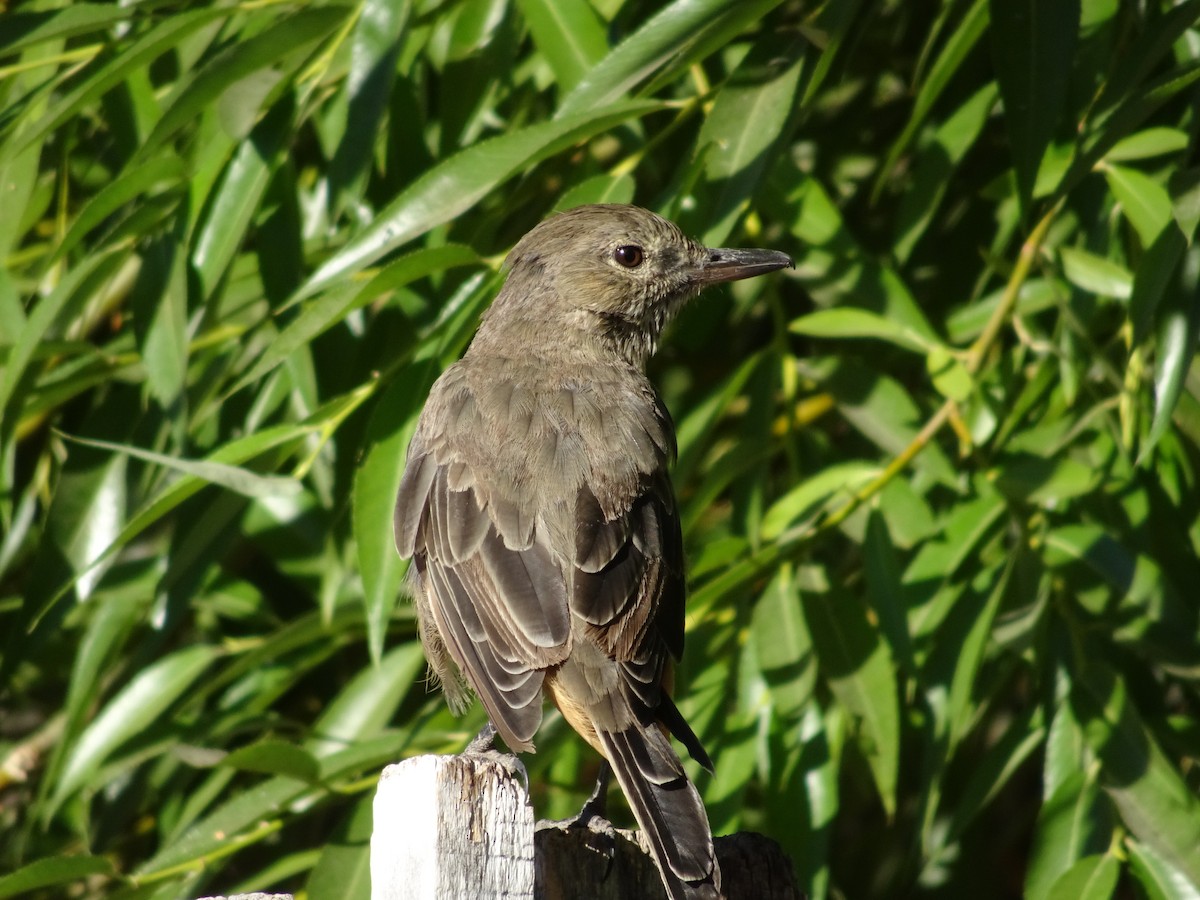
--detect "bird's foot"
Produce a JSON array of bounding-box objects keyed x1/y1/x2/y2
[
  {"x1": 461, "y1": 722, "x2": 529, "y2": 792},
  {"x1": 571, "y1": 761, "x2": 611, "y2": 830},
  {"x1": 465, "y1": 721, "x2": 497, "y2": 754},
  {"x1": 536, "y1": 762, "x2": 614, "y2": 833},
  {"x1": 535, "y1": 766, "x2": 618, "y2": 874}
]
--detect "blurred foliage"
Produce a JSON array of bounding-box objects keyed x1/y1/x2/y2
[{"x1": 1, "y1": 0, "x2": 1199, "y2": 898}]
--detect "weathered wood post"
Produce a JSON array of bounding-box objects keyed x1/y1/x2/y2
[
  {"x1": 372, "y1": 753, "x2": 536, "y2": 899},
  {"x1": 370, "y1": 753, "x2": 804, "y2": 900}
]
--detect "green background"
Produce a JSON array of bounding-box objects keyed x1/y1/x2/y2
[{"x1": 2, "y1": 0, "x2": 1199, "y2": 897}]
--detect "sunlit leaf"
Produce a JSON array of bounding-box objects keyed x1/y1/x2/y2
[
  {"x1": 299, "y1": 100, "x2": 663, "y2": 298},
  {"x1": 50, "y1": 645, "x2": 220, "y2": 816},
  {"x1": 790, "y1": 308, "x2": 937, "y2": 354},
  {"x1": 1060, "y1": 246, "x2": 1133, "y2": 299}
]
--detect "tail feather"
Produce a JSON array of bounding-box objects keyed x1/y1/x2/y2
[{"x1": 598, "y1": 724, "x2": 722, "y2": 900}]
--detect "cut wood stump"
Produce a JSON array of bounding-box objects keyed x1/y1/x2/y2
[
  {"x1": 372, "y1": 752, "x2": 536, "y2": 900},
  {"x1": 372, "y1": 752, "x2": 803, "y2": 900}
]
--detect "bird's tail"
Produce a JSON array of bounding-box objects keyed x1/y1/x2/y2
[{"x1": 597, "y1": 723, "x2": 722, "y2": 900}]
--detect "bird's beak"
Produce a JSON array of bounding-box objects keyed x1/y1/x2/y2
[{"x1": 694, "y1": 247, "x2": 794, "y2": 284}]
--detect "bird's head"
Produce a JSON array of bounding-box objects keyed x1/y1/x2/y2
[{"x1": 480, "y1": 204, "x2": 793, "y2": 366}]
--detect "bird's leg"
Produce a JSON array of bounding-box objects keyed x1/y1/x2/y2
[
  {"x1": 572, "y1": 761, "x2": 612, "y2": 828},
  {"x1": 534, "y1": 762, "x2": 617, "y2": 872},
  {"x1": 465, "y1": 721, "x2": 497, "y2": 754},
  {"x1": 534, "y1": 762, "x2": 615, "y2": 831},
  {"x1": 462, "y1": 721, "x2": 529, "y2": 793}
]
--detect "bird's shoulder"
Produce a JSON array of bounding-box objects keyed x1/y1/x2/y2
[{"x1": 416, "y1": 354, "x2": 675, "y2": 477}]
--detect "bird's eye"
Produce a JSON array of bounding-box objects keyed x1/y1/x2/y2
[{"x1": 613, "y1": 245, "x2": 644, "y2": 268}]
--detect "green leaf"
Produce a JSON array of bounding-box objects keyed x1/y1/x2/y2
[
  {"x1": 354, "y1": 364, "x2": 436, "y2": 664},
  {"x1": 1106, "y1": 127, "x2": 1190, "y2": 163},
  {"x1": 0, "y1": 5, "x2": 132, "y2": 56},
  {"x1": 298, "y1": 100, "x2": 663, "y2": 299},
  {"x1": 749, "y1": 567, "x2": 815, "y2": 717},
  {"x1": 0, "y1": 855, "x2": 114, "y2": 900},
  {"x1": 1045, "y1": 854, "x2": 1121, "y2": 900},
  {"x1": 789, "y1": 308, "x2": 937, "y2": 354},
  {"x1": 32, "y1": 405, "x2": 355, "y2": 622},
  {"x1": 926, "y1": 346, "x2": 973, "y2": 402},
  {"x1": 823, "y1": 364, "x2": 957, "y2": 484},
  {"x1": 191, "y1": 99, "x2": 295, "y2": 301},
  {"x1": 327, "y1": 0, "x2": 412, "y2": 214},
  {"x1": 1128, "y1": 839, "x2": 1200, "y2": 900},
  {"x1": 862, "y1": 512, "x2": 914, "y2": 672},
  {"x1": 1129, "y1": 224, "x2": 1188, "y2": 347},
  {"x1": 234, "y1": 244, "x2": 480, "y2": 395},
  {"x1": 945, "y1": 707, "x2": 1045, "y2": 842},
  {"x1": 222, "y1": 740, "x2": 321, "y2": 783},
  {"x1": 51, "y1": 645, "x2": 220, "y2": 816},
  {"x1": 1105, "y1": 163, "x2": 1173, "y2": 247},
  {"x1": 193, "y1": 98, "x2": 296, "y2": 301},
  {"x1": 138, "y1": 773, "x2": 314, "y2": 878},
  {"x1": 698, "y1": 33, "x2": 806, "y2": 245},
  {"x1": 515, "y1": 0, "x2": 608, "y2": 92},
  {"x1": 1060, "y1": 246, "x2": 1133, "y2": 300},
  {"x1": 989, "y1": 0, "x2": 1080, "y2": 211},
  {"x1": 788, "y1": 176, "x2": 940, "y2": 341},
  {"x1": 554, "y1": 173, "x2": 637, "y2": 210},
  {"x1": 0, "y1": 138, "x2": 41, "y2": 262},
  {"x1": 130, "y1": 229, "x2": 189, "y2": 410},
  {"x1": 306, "y1": 798, "x2": 374, "y2": 900},
  {"x1": 1169, "y1": 168, "x2": 1200, "y2": 241},
  {"x1": 306, "y1": 644, "x2": 427, "y2": 759},
  {"x1": 944, "y1": 556, "x2": 1013, "y2": 748},
  {"x1": 1063, "y1": 57, "x2": 1200, "y2": 200},
  {"x1": 446, "y1": 0, "x2": 508, "y2": 61},
  {"x1": 906, "y1": 486, "x2": 1007, "y2": 638},
  {"x1": 1088, "y1": 0, "x2": 1200, "y2": 128},
  {"x1": 0, "y1": 248, "x2": 127, "y2": 445},
  {"x1": 1072, "y1": 659, "x2": 1200, "y2": 886},
  {"x1": 674, "y1": 352, "x2": 764, "y2": 488},
  {"x1": 760, "y1": 461, "x2": 879, "y2": 541},
  {"x1": 1040, "y1": 522, "x2": 1195, "y2": 666},
  {"x1": 1025, "y1": 769, "x2": 1111, "y2": 900},
  {"x1": 46, "y1": 156, "x2": 186, "y2": 267},
  {"x1": 556, "y1": 0, "x2": 785, "y2": 117},
  {"x1": 3, "y1": 8, "x2": 231, "y2": 161},
  {"x1": 137, "y1": 7, "x2": 353, "y2": 160},
  {"x1": 803, "y1": 590, "x2": 899, "y2": 816},
  {"x1": 704, "y1": 706, "x2": 760, "y2": 832},
  {"x1": 895, "y1": 83, "x2": 997, "y2": 262},
  {"x1": 875, "y1": 0, "x2": 989, "y2": 199},
  {"x1": 992, "y1": 454, "x2": 1100, "y2": 506},
  {"x1": 59, "y1": 433, "x2": 301, "y2": 499},
  {"x1": 1146, "y1": 242, "x2": 1200, "y2": 457}
]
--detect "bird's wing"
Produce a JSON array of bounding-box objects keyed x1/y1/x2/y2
[
  {"x1": 396, "y1": 431, "x2": 572, "y2": 753},
  {"x1": 570, "y1": 469, "x2": 712, "y2": 771},
  {"x1": 559, "y1": 469, "x2": 721, "y2": 898}
]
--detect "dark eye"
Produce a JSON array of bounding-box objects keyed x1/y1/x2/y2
[{"x1": 613, "y1": 245, "x2": 644, "y2": 268}]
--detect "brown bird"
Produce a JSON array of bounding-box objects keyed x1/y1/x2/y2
[{"x1": 394, "y1": 204, "x2": 791, "y2": 899}]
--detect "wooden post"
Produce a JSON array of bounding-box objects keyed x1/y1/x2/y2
[
  {"x1": 371, "y1": 753, "x2": 536, "y2": 900},
  {"x1": 371, "y1": 753, "x2": 803, "y2": 900}
]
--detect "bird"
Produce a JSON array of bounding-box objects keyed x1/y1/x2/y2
[{"x1": 394, "y1": 203, "x2": 792, "y2": 899}]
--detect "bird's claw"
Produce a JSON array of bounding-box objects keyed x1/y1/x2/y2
[{"x1": 461, "y1": 722, "x2": 530, "y2": 793}]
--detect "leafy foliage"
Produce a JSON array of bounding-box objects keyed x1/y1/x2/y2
[{"x1": 2, "y1": 1, "x2": 1199, "y2": 898}]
